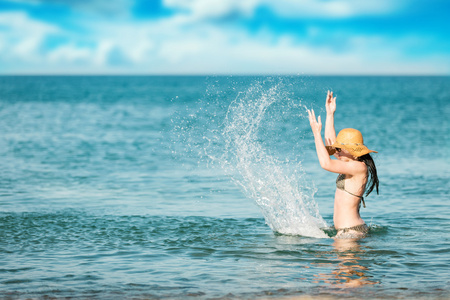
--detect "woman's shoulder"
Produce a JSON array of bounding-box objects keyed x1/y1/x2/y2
[{"x1": 344, "y1": 160, "x2": 367, "y2": 175}]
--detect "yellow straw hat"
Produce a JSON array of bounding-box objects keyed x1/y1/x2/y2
[{"x1": 326, "y1": 128, "x2": 377, "y2": 157}]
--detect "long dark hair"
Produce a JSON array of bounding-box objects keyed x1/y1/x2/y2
[{"x1": 358, "y1": 154, "x2": 379, "y2": 197}]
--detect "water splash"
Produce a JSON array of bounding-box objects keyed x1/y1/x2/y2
[{"x1": 219, "y1": 80, "x2": 328, "y2": 238}]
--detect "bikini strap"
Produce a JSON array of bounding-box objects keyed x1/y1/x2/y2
[{"x1": 344, "y1": 189, "x2": 366, "y2": 208}]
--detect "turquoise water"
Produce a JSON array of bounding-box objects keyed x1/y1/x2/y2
[{"x1": 0, "y1": 76, "x2": 449, "y2": 299}]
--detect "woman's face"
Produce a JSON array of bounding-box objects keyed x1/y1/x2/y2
[{"x1": 336, "y1": 148, "x2": 355, "y2": 161}]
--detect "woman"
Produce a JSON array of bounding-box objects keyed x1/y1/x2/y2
[{"x1": 307, "y1": 91, "x2": 379, "y2": 238}]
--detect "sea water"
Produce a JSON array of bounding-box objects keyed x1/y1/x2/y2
[{"x1": 0, "y1": 75, "x2": 449, "y2": 299}]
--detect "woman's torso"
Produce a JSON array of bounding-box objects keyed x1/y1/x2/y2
[{"x1": 333, "y1": 172, "x2": 367, "y2": 229}]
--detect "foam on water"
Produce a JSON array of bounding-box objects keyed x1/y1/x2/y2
[{"x1": 218, "y1": 80, "x2": 328, "y2": 238}]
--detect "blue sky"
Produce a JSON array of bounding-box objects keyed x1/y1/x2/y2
[{"x1": 0, "y1": 0, "x2": 449, "y2": 75}]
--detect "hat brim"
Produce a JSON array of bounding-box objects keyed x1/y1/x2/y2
[{"x1": 326, "y1": 144, "x2": 377, "y2": 157}]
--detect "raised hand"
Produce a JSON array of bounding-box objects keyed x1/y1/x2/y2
[
  {"x1": 307, "y1": 109, "x2": 322, "y2": 135},
  {"x1": 325, "y1": 90, "x2": 336, "y2": 115}
]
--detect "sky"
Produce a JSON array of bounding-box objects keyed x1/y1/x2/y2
[{"x1": 0, "y1": 0, "x2": 449, "y2": 75}]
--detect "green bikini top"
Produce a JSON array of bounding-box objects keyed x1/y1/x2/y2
[{"x1": 336, "y1": 174, "x2": 366, "y2": 208}]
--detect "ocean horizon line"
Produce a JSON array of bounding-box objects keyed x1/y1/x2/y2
[{"x1": 0, "y1": 73, "x2": 448, "y2": 77}]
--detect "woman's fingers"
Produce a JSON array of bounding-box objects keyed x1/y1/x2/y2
[
  {"x1": 307, "y1": 109, "x2": 315, "y2": 125},
  {"x1": 307, "y1": 109, "x2": 322, "y2": 133},
  {"x1": 326, "y1": 91, "x2": 334, "y2": 106},
  {"x1": 307, "y1": 109, "x2": 314, "y2": 125}
]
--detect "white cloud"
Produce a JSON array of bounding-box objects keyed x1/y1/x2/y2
[
  {"x1": 0, "y1": 3, "x2": 448, "y2": 75},
  {"x1": 265, "y1": 0, "x2": 406, "y2": 18},
  {"x1": 139, "y1": 26, "x2": 448, "y2": 75},
  {"x1": 163, "y1": 0, "x2": 406, "y2": 20},
  {"x1": 47, "y1": 44, "x2": 91, "y2": 64},
  {"x1": 10, "y1": 0, "x2": 407, "y2": 19},
  {"x1": 0, "y1": 12, "x2": 59, "y2": 61},
  {"x1": 8, "y1": 0, "x2": 134, "y2": 17},
  {"x1": 164, "y1": 0, "x2": 259, "y2": 20}
]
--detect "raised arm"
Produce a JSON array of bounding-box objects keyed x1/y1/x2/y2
[
  {"x1": 324, "y1": 91, "x2": 336, "y2": 146},
  {"x1": 308, "y1": 109, "x2": 365, "y2": 175}
]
